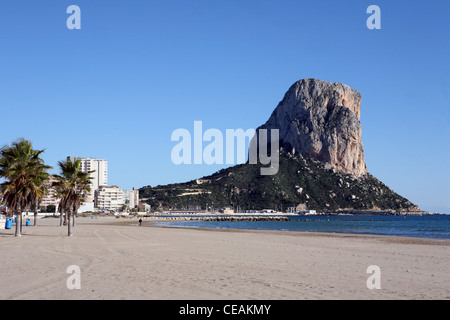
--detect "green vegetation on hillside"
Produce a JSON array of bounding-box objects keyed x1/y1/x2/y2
[{"x1": 139, "y1": 150, "x2": 417, "y2": 212}]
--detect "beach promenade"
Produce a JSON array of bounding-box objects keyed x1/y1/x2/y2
[{"x1": 0, "y1": 217, "x2": 449, "y2": 300}]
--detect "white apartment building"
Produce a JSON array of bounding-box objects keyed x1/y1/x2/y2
[
  {"x1": 95, "y1": 185, "x2": 124, "y2": 212},
  {"x1": 67, "y1": 156, "x2": 108, "y2": 202},
  {"x1": 121, "y1": 187, "x2": 140, "y2": 210},
  {"x1": 130, "y1": 188, "x2": 139, "y2": 209},
  {"x1": 40, "y1": 176, "x2": 60, "y2": 208}
]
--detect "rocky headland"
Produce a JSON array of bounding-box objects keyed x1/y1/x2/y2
[{"x1": 140, "y1": 79, "x2": 418, "y2": 212}]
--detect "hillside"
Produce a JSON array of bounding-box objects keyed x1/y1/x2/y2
[{"x1": 139, "y1": 150, "x2": 417, "y2": 212}]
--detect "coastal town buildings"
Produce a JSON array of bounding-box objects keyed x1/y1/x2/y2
[
  {"x1": 67, "y1": 156, "x2": 108, "y2": 202},
  {"x1": 95, "y1": 185, "x2": 124, "y2": 212},
  {"x1": 28, "y1": 156, "x2": 142, "y2": 214},
  {"x1": 40, "y1": 176, "x2": 60, "y2": 208}
]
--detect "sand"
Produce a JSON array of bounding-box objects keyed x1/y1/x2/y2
[{"x1": 0, "y1": 216, "x2": 449, "y2": 300}]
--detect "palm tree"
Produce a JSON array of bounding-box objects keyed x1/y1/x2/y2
[
  {"x1": 52, "y1": 178, "x2": 67, "y2": 226},
  {"x1": 54, "y1": 159, "x2": 92, "y2": 236},
  {"x1": 0, "y1": 139, "x2": 51, "y2": 237},
  {"x1": 29, "y1": 168, "x2": 50, "y2": 226}
]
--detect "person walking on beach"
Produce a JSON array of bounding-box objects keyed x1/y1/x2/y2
[{"x1": 139, "y1": 218, "x2": 142, "y2": 226}]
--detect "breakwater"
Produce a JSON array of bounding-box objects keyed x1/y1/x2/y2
[{"x1": 140, "y1": 215, "x2": 291, "y2": 222}]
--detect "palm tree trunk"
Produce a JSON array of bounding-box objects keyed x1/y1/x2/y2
[
  {"x1": 67, "y1": 211, "x2": 73, "y2": 236},
  {"x1": 34, "y1": 211, "x2": 37, "y2": 226},
  {"x1": 60, "y1": 211, "x2": 63, "y2": 226},
  {"x1": 73, "y1": 213, "x2": 75, "y2": 227}
]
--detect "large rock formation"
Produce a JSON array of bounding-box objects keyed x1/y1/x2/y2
[
  {"x1": 259, "y1": 78, "x2": 367, "y2": 177},
  {"x1": 140, "y1": 78, "x2": 418, "y2": 212}
]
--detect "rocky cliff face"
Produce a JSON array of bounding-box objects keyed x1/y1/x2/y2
[{"x1": 259, "y1": 78, "x2": 367, "y2": 177}]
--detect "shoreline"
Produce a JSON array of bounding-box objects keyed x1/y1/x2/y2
[
  {"x1": 103, "y1": 214, "x2": 450, "y2": 242},
  {"x1": 88, "y1": 216, "x2": 450, "y2": 246}
]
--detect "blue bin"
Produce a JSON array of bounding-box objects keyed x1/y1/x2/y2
[
  {"x1": 26, "y1": 218, "x2": 31, "y2": 226},
  {"x1": 5, "y1": 218, "x2": 12, "y2": 229},
  {"x1": 12, "y1": 217, "x2": 16, "y2": 223}
]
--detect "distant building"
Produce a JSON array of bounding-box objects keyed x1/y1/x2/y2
[
  {"x1": 287, "y1": 207, "x2": 296, "y2": 214},
  {"x1": 130, "y1": 188, "x2": 139, "y2": 209},
  {"x1": 299, "y1": 210, "x2": 317, "y2": 215},
  {"x1": 196, "y1": 179, "x2": 210, "y2": 185},
  {"x1": 95, "y1": 185, "x2": 124, "y2": 212},
  {"x1": 40, "y1": 176, "x2": 60, "y2": 208},
  {"x1": 67, "y1": 157, "x2": 108, "y2": 203},
  {"x1": 138, "y1": 202, "x2": 151, "y2": 212},
  {"x1": 220, "y1": 207, "x2": 234, "y2": 214},
  {"x1": 121, "y1": 188, "x2": 139, "y2": 210}
]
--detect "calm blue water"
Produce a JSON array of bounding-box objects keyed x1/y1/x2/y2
[{"x1": 154, "y1": 215, "x2": 450, "y2": 240}]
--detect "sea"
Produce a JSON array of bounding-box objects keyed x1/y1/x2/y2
[{"x1": 153, "y1": 214, "x2": 450, "y2": 240}]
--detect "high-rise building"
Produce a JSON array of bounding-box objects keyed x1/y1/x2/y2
[
  {"x1": 95, "y1": 185, "x2": 124, "y2": 212},
  {"x1": 130, "y1": 187, "x2": 139, "y2": 209},
  {"x1": 67, "y1": 157, "x2": 108, "y2": 202}
]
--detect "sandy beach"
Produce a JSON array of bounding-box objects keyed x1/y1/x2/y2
[{"x1": 0, "y1": 216, "x2": 449, "y2": 300}]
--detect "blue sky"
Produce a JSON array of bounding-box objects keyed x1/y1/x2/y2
[{"x1": 0, "y1": 1, "x2": 449, "y2": 213}]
